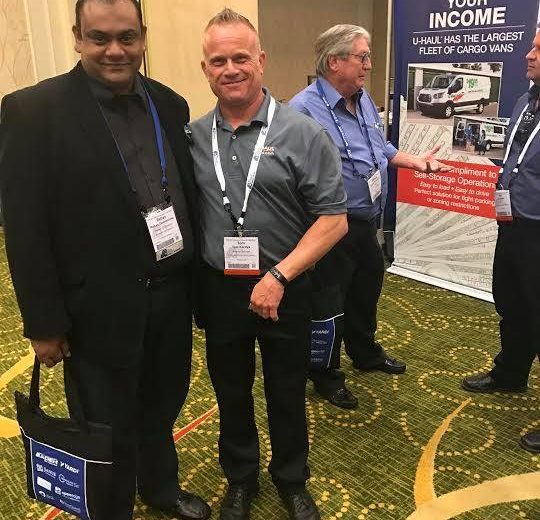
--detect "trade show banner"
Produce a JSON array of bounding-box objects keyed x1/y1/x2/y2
[{"x1": 388, "y1": 0, "x2": 540, "y2": 301}]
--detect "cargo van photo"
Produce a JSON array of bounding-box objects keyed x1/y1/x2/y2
[
  {"x1": 417, "y1": 74, "x2": 491, "y2": 118},
  {"x1": 454, "y1": 117, "x2": 507, "y2": 152}
]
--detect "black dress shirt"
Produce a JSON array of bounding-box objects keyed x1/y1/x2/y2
[{"x1": 88, "y1": 74, "x2": 193, "y2": 275}]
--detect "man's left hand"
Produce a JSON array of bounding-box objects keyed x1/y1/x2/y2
[
  {"x1": 416, "y1": 145, "x2": 453, "y2": 173},
  {"x1": 249, "y1": 273, "x2": 285, "y2": 321}
]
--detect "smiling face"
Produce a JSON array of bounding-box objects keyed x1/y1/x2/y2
[
  {"x1": 327, "y1": 36, "x2": 372, "y2": 99},
  {"x1": 73, "y1": 0, "x2": 146, "y2": 94},
  {"x1": 526, "y1": 32, "x2": 540, "y2": 85},
  {"x1": 201, "y1": 22, "x2": 265, "y2": 111}
]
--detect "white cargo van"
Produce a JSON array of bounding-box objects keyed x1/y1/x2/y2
[
  {"x1": 454, "y1": 117, "x2": 507, "y2": 151},
  {"x1": 417, "y1": 74, "x2": 491, "y2": 118}
]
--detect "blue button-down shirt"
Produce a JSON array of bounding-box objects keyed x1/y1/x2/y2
[
  {"x1": 499, "y1": 87, "x2": 540, "y2": 220},
  {"x1": 289, "y1": 77, "x2": 398, "y2": 221}
]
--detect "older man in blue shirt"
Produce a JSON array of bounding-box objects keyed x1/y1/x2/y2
[{"x1": 290, "y1": 24, "x2": 449, "y2": 408}]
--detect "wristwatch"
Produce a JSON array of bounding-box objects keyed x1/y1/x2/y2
[{"x1": 268, "y1": 266, "x2": 289, "y2": 287}]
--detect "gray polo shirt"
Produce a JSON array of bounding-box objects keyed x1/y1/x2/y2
[
  {"x1": 88, "y1": 74, "x2": 193, "y2": 273},
  {"x1": 189, "y1": 89, "x2": 347, "y2": 271}
]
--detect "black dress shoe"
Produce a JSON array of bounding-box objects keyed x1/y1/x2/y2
[
  {"x1": 353, "y1": 349, "x2": 406, "y2": 374},
  {"x1": 520, "y1": 430, "x2": 540, "y2": 453},
  {"x1": 149, "y1": 490, "x2": 211, "y2": 520},
  {"x1": 462, "y1": 373, "x2": 527, "y2": 394},
  {"x1": 314, "y1": 385, "x2": 358, "y2": 409},
  {"x1": 278, "y1": 489, "x2": 321, "y2": 520},
  {"x1": 220, "y1": 483, "x2": 259, "y2": 520}
]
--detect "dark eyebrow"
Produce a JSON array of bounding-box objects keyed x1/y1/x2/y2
[
  {"x1": 86, "y1": 30, "x2": 108, "y2": 38},
  {"x1": 85, "y1": 29, "x2": 139, "y2": 38}
]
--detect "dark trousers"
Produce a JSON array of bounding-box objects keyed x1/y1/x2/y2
[
  {"x1": 309, "y1": 217, "x2": 385, "y2": 391},
  {"x1": 490, "y1": 220, "x2": 540, "y2": 386},
  {"x1": 202, "y1": 266, "x2": 311, "y2": 491},
  {"x1": 64, "y1": 274, "x2": 192, "y2": 520}
]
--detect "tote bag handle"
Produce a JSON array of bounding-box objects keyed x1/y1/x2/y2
[{"x1": 28, "y1": 356, "x2": 90, "y2": 431}]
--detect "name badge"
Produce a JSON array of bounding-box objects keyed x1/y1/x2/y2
[
  {"x1": 494, "y1": 190, "x2": 513, "y2": 221},
  {"x1": 223, "y1": 235, "x2": 260, "y2": 276},
  {"x1": 367, "y1": 169, "x2": 382, "y2": 202},
  {"x1": 144, "y1": 205, "x2": 183, "y2": 261}
]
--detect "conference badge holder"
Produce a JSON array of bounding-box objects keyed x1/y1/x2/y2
[
  {"x1": 367, "y1": 169, "x2": 382, "y2": 202},
  {"x1": 223, "y1": 229, "x2": 260, "y2": 276},
  {"x1": 143, "y1": 203, "x2": 183, "y2": 261},
  {"x1": 494, "y1": 190, "x2": 513, "y2": 221},
  {"x1": 15, "y1": 357, "x2": 113, "y2": 520}
]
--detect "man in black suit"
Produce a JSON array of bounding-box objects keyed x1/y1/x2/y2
[{"x1": 0, "y1": 1, "x2": 210, "y2": 519}]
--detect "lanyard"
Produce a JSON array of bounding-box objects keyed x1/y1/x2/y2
[
  {"x1": 145, "y1": 88, "x2": 168, "y2": 190},
  {"x1": 104, "y1": 85, "x2": 169, "y2": 197},
  {"x1": 212, "y1": 97, "x2": 276, "y2": 235},
  {"x1": 499, "y1": 103, "x2": 540, "y2": 182},
  {"x1": 315, "y1": 79, "x2": 378, "y2": 177}
]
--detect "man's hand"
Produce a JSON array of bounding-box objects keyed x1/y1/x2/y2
[
  {"x1": 416, "y1": 145, "x2": 453, "y2": 173},
  {"x1": 31, "y1": 337, "x2": 70, "y2": 368},
  {"x1": 249, "y1": 273, "x2": 285, "y2": 321}
]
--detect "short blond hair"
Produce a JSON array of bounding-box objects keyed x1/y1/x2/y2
[
  {"x1": 205, "y1": 8, "x2": 257, "y2": 33},
  {"x1": 203, "y1": 8, "x2": 260, "y2": 52}
]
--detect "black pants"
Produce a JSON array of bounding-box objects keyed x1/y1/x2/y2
[
  {"x1": 65, "y1": 273, "x2": 192, "y2": 520},
  {"x1": 202, "y1": 266, "x2": 311, "y2": 491},
  {"x1": 309, "y1": 217, "x2": 385, "y2": 390},
  {"x1": 490, "y1": 220, "x2": 540, "y2": 386}
]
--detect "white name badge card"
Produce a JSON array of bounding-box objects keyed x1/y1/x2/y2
[
  {"x1": 224, "y1": 236, "x2": 260, "y2": 275},
  {"x1": 367, "y1": 169, "x2": 382, "y2": 202},
  {"x1": 144, "y1": 205, "x2": 183, "y2": 260},
  {"x1": 494, "y1": 190, "x2": 513, "y2": 221}
]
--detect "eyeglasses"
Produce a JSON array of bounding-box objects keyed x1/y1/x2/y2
[{"x1": 348, "y1": 51, "x2": 371, "y2": 64}]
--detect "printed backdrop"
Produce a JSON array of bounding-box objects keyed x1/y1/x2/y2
[{"x1": 388, "y1": 0, "x2": 540, "y2": 301}]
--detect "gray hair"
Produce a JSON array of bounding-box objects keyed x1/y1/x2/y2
[{"x1": 315, "y1": 24, "x2": 371, "y2": 76}]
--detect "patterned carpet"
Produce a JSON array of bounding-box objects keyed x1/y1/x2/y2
[{"x1": 0, "y1": 230, "x2": 539, "y2": 520}]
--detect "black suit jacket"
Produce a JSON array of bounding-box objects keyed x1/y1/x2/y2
[{"x1": 0, "y1": 63, "x2": 198, "y2": 366}]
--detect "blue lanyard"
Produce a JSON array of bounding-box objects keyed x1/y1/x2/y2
[
  {"x1": 316, "y1": 79, "x2": 379, "y2": 177},
  {"x1": 106, "y1": 85, "x2": 168, "y2": 193},
  {"x1": 144, "y1": 87, "x2": 168, "y2": 190}
]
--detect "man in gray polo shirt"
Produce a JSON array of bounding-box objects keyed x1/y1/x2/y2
[{"x1": 189, "y1": 8, "x2": 347, "y2": 520}]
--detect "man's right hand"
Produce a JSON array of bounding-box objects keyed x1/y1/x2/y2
[{"x1": 31, "y1": 337, "x2": 71, "y2": 368}]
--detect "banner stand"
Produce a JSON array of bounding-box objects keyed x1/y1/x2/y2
[
  {"x1": 389, "y1": 0, "x2": 540, "y2": 299},
  {"x1": 387, "y1": 265, "x2": 494, "y2": 303}
]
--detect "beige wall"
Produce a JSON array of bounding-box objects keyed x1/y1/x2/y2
[
  {"x1": 370, "y1": 0, "x2": 389, "y2": 108},
  {"x1": 259, "y1": 0, "x2": 383, "y2": 102},
  {"x1": 0, "y1": 0, "x2": 78, "y2": 102},
  {"x1": 143, "y1": 0, "x2": 258, "y2": 119},
  {"x1": 0, "y1": 1, "x2": 391, "y2": 117},
  {"x1": 25, "y1": 0, "x2": 78, "y2": 81},
  {"x1": 0, "y1": 0, "x2": 35, "y2": 99}
]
